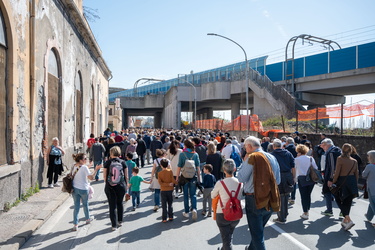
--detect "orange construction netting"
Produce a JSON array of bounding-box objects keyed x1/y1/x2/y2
[
  {"x1": 195, "y1": 114, "x2": 264, "y2": 133},
  {"x1": 298, "y1": 103, "x2": 375, "y2": 121}
]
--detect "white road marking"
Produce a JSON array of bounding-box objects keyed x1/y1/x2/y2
[{"x1": 241, "y1": 200, "x2": 311, "y2": 250}]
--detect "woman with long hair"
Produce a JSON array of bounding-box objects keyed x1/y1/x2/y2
[
  {"x1": 206, "y1": 142, "x2": 223, "y2": 181},
  {"x1": 329, "y1": 143, "x2": 358, "y2": 231},
  {"x1": 150, "y1": 149, "x2": 168, "y2": 211},
  {"x1": 71, "y1": 153, "x2": 100, "y2": 231},
  {"x1": 167, "y1": 140, "x2": 182, "y2": 198},
  {"x1": 103, "y1": 146, "x2": 128, "y2": 231}
]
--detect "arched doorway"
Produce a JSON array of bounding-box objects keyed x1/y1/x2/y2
[
  {"x1": 47, "y1": 49, "x2": 62, "y2": 145},
  {"x1": 0, "y1": 8, "x2": 7, "y2": 165}
]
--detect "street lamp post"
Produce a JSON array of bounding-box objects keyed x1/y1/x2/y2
[
  {"x1": 178, "y1": 75, "x2": 196, "y2": 130},
  {"x1": 207, "y1": 33, "x2": 249, "y2": 135}
]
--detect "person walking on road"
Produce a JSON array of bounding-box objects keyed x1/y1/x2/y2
[
  {"x1": 89, "y1": 137, "x2": 106, "y2": 181},
  {"x1": 158, "y1": 159, "x2": 177, "y2": 222},
  {"x1": 211, "y1": 159, "x2": 243, "y2": 250},
  {"x1": 103, "y1": 146, "x2": 128, "y2": 231},
  {"x1": 363, "y1": 150, "x2": 375, "y2": 227},
  {"x1": 150, "y1": 135, "x2": 163, "y2": 161},
  {"x1": 136, "y1": 134, "x2": 147, "y2": 168},
  {"x1": 176, "y1": 139, "x2": 201, "y2": 221},
  {"x1": 71, "y1": 153, "x2": 100, "y2": 231},
  {"x1": 166, "y1": 140, "x2": 182, "y2": 198},
  {"x1": 295, "y1": 144, "x2": 318, "y2": 220},
  {"x1": 329, "y1": 143, "x2": 358, "y2": 230},
  {"x1": 237, "y1": 136, "x2": 280, "y2": 250},
  {"x1": 320, "y1": 138, "x2": 342, "y2": 217},
  {"x1": 150, "y1": 149, "x2": 168, "y2": 212},
  {"x1": 271, "y1": 139, "x2": 295, "y2": 224}
]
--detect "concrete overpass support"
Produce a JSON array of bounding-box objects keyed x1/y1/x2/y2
[
  {"x1": 123, "y1": 109, "x2": 129, "y2": 129},
  {"x1": 231, "y1": 102, "x2": 240, "y2": 120},
  {"x1": 197, "y1": 107, "x2": 214, "y2": 120},
  {"x1": 296, "y1": 92, "x2": 345, "y2": 106},
  {"x1": 253, "y1": 94, "x2": 283, "y2": 120},
  {"x1": 154, "y1": 112, "x2": 162, "y2": 128}
]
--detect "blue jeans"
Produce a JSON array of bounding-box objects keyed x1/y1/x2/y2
[
  {"x1": 94, "y1": 160, "x2": 103, "y2": 180},
  {"x1": 324, "y1": 192, "x2": 333, "y2": 213},
  {"x1": 183, "y1": 177, "x2": 197, "y2": 213},
  {"x1": 365, "y1": 190, "x2": 375, "y2": 221},
  {"x1": 72, "y1": 188, "x2": 90, "y2": 225},
  {"x1": 245, "y1": 195, "x2": 272, "y2": 250},
  {"x1": 132, "y1": 191, "x2": 140, "y2": 208},
  {"x1": 154, "y1": 189, "x2": 160, "y2": 206}
]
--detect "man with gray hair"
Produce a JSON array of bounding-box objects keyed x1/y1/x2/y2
[
  {"x1": 271, "y1": 139, "x2": 295, "y2": 224},
  {"x1": 320, "y1": 138, "x2": 341, "y2": 217},
  {"x1": 237, "y1": 136, "x2": 280, "y2": 250}
]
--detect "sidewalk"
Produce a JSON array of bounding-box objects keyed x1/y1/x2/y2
[{"x1": 0, "y1": 178, "x2": 70, "y2": 250}]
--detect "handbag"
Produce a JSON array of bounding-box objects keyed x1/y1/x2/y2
[
  {"x1": 329, "y1": 162, "x2": 355, "y2": 195},
  {"x1": 306, "y1": 158, "x2": 323, "y2": 184},
  {"x1": 62, "y1": 165, "x2": 81, "y2": 193},
  {"x1": 132, "y1": 152, "x2": 138, "y2": 159},
  {"x1": 298, "y1": 175, "x2": 315, "y2": 187}
]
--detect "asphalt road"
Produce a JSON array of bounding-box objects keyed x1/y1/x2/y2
[{"x1": 21, "y1": 164, "x2": 374, "y2": 250}]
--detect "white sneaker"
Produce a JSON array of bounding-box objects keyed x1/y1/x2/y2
[
  {"x1": 192, "y1": 209, "x2": 198, "y2": 221},
  {"x1": 54, "y1": 183, "x2": 61, "y2": 187},
  {"x1": 344, "y1": 221, "x2": 355, "y2": 231},
  {"x1": 182, "y1": 212, "x2": 189, "y2": 218},
  {"x1": 48, "y1": 184, "x2": 54, "y2": 188},
  {"x1": 153, "y1": 205, "x2": 159, "y2": 212},
  {"x1": 300, "y1": 213, "x2": 309, "y2": 220}
]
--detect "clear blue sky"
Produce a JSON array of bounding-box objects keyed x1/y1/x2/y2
[{"x1": 86, "y1": 0, "x2": 375, "y2": 103}]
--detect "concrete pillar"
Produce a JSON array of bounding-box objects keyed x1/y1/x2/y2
[
  {"x1": 206, "y1": 108, "x2": 213, "y2": 119},
  {"x1": 231, "y1": 102, "x2": 240, "y2": 120},
  {"x1": 154, "y1": 112, "x2": 162, "y2": 128},
  {"x1": 177, "y1": 102, "x2": 182, "y2": 129},
  {"x1": 123, "y1": 109, "x2": 128, "y2": 129}
]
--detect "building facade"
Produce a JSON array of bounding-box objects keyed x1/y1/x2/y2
[{"x1": 0, "y1": 0, "x2": 111, "y2": 210}]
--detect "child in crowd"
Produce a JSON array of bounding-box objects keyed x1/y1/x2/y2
[
  {"x1": 125, "y1": 152, "x2": 136, "y2": 184},
  {"x1": 128, "y1": 167, "x2": 151, "y2": 211},
  {"x1": 157, "y1": 159, "x2": 177, "y2": 222},
  {"x1": 202, "y1": 164, "x2": 216, "y2": 217}
]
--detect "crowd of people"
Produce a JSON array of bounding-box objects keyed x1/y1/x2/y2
[{"x1": 46, "y1": 128, "x2": 375, "y2": 250}]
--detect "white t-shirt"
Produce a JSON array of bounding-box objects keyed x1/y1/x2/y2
[
  {"x1": 211, "y1": 177, "x2": 243, "y2": 214},
  {"x1": 222, "y1": 144, "x2": 240, "y2": 160},
  {"x1": 72, "y1": 165, "x2": 91, "y2": 191},
  {"x1": 295, "y1": 155, "x2": 318, "y2": 177}
]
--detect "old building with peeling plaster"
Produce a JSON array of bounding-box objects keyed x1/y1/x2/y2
[{"x1": 0, "y1": 0, "x2": 111, "y2": 210}]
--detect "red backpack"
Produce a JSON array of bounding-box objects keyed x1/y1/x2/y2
[{"x1": 219, "y1": 181, "x2": 243, "y2": 221}]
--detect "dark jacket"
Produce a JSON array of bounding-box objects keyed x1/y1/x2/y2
[
  {"x1": 285, "y1": 144, "x2": 297, "y2": 158},
  {"x1": 322, "y1": 145, "x2": 342, "y2": 193},
  {"x1": 195, "y1": 145, "x2": 207, "y2": 163},
  {"x1": 150, "y1": 140, "x2": 163, "y2": 158},
  {"x1": 271, "y1": 148, "x2": 295, "y2": 194},
  {"x1": 143, "y1": 135, "x2": 151, "y2": 149},
  {"x1": 136, "y1": 138, "x2": 147, "y2": 155}
]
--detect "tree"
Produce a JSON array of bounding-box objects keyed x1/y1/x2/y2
[{"x1": 83, "y1": 6, "x2": 100, "y2": 23}]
